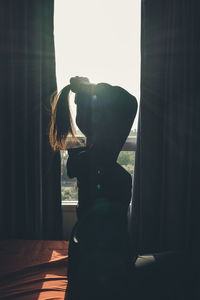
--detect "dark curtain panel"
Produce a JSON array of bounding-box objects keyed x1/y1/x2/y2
[
  {"x1": 0, "y1": 0, "x2": 62, "y2": 239},
  {"x1": 132, "y1": 0, "x2": 200, "y2": 258}
]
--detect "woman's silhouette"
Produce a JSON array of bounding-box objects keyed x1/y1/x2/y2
[{"x1": 49, "y1": 76, "x2": 137, "y2": 300}]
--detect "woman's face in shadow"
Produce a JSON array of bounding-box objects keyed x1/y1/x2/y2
[
  {"x1": 75, "y1": 92, "x2": 93, "y2": 139},
  {"x1": 75, "y1": 87, "x2": 104, "y2": 145}
]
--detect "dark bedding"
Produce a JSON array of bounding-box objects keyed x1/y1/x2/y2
[{"x1": 0, "y1": 240, "x2": 69, "y2": 299}]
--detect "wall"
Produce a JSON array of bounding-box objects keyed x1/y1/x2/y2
[{"x1": 62, "y1": 205, "x2": 77, "y2": 240}]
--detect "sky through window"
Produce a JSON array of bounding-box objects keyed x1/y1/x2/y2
[{"x1": 54, "y1": 0, "x2": 141, "y2": 130}]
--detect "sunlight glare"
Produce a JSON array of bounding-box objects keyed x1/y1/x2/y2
[{"x1": 54, "y1": 0, "x2": 140, "y2": 129}]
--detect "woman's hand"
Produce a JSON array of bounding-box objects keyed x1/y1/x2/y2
[{"x1": 70, "y1": 76, "x2": 90, "y2": 93}]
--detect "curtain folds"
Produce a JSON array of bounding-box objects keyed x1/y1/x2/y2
[
  {"x1": 0, "y1": 0, "x2": 62, "y2": 239},
  {"x1": 132, "y1": 0, "x2": 200, "y2": 257}
]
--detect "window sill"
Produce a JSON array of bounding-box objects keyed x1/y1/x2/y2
[{"x1": 122, "y1": 137, "x2": 137, "y2": 151}]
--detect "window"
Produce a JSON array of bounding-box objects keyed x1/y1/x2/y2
[{"x1": 54, "y1": 0, "x2": 140, "y2": 204}]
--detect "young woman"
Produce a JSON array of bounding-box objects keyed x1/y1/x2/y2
[{"x1": 49, "y1": 76, "x2": 137, "y2": 300}]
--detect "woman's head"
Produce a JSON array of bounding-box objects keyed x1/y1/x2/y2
[{"x1": 49, "y1": 76, "x2": 137, "y2": 152}]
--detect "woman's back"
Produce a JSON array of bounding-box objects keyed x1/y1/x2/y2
[{"x1": 66, "y1": 149, "x2": 133, "y2": 300}]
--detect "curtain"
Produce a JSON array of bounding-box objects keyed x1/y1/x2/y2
[
  {"x1": 0, "y1": 0, "x2": 62, "y2": 239},
  {"x1": 131, "y1": 0, "x2": 200, "y2": 259}
]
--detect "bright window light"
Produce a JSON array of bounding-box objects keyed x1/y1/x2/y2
[{"x1": 54, "y1": 0, "x2": 141, "y2": 130}]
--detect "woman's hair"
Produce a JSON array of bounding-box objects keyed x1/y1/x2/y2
[
  {"x1": 49, "y1": 77, "x2": 138, "y2": 153},
  {"x1": 49, "y1": 85, "x2": 76, "y2": 151}
]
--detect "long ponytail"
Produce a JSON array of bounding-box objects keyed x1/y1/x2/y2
[{"x1": 49, "y1": 85, "x2": 76, "y2": 151}]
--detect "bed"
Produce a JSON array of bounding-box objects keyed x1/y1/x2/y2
[
  {"x1": 0, "y1": 240, "x2": 69, "y2": 299},
  {"x1": 0, "y1": 239, "x2": 191, "y2": 300}
]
